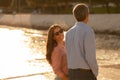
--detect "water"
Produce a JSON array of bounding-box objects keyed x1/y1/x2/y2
[
  {"x1": 0, "y1": 25, "x2": 119, "y2": 80},
  {"x1": 95, "y1": 34, "x2": 120, "y2": 80},
  {"x1": 0, "y1": 25, "x2": 52, "y2": 80}
]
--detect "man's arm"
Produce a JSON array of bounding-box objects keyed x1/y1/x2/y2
[{"x1": 84, "y1": 29, "x2": 98, "y2": 77}]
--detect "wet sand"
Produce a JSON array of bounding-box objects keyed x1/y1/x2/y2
[
  {"x1": 0, "y1": 25, "x2": 120, "y2": 80},
  {"x1": 44, "y1": 34, "x2": 120, "y2": 80}
]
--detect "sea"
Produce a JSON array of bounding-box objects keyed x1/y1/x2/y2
[{"x1": 0, "y1": 25, "x2": 119, "y2": 80}]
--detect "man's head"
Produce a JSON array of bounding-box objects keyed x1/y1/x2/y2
[{"x1": 72, "y1": 3, "x2": 89, "y2": 23}]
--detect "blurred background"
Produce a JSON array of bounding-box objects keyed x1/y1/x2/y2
[
  {"x1": 0, "y1": 0, "x2": 120, "y2": 80},
  {"x1": 0, "y1": 0, "x2": 120, "y2": 14}
]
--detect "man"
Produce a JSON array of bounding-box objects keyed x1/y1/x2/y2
[{"x1": 65, "y1": 3, "x2": 98, "y2": 80}]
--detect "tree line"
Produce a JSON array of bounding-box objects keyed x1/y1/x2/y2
[{"x1": 0, "y1": 0, "x2": 120, "y2": 14}]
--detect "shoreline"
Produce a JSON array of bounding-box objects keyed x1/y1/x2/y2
[
  {"x1": 0, "y1": 25, "x2": 119, "y2": 80},
  {"x1": 0, "y1": 14, "x2": 120, "y2": 31}
]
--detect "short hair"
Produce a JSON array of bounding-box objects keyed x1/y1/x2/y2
[{"x1": 72, "y1": 3, "x2": 89, "y2": 22}]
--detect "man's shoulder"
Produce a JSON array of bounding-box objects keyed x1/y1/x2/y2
[
  {"x1": 82, "y1": 24, "x2": 93, "y2": 33},
  {"x1": 66, "y1": 27, "x2": 74, "y2": 34}
]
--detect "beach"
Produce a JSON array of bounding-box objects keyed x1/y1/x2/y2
[
  {"x1": 0, "y1": 25, "x2": 119, "y2": 80},
  {"x1": 0, "y1": 14, "x2": 120, "y2": 31},
  {"x1": 0, "y1": 14, "x2": 120, "y2": 80}
]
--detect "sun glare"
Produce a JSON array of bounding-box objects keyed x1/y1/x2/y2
[{"x1": 0, "y1": 27, "x2": 52, "y2": 80}]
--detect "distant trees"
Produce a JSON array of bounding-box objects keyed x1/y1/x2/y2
[
  {"x1": 0, "y1": 0, "x2": 11, "y2": 7},
  {"x1": 0, "y1": 0, "x2": 120, "y2": 14},
  {"x1": 91, "y1": 0, "x2": 120, "y2": 13}
]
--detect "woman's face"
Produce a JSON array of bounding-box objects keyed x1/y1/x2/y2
[{"x1": 53, "y1": 27, "x2": 64, "y2": 42}]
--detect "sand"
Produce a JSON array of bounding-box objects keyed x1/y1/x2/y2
[
  {"x1": 0, "y1": 14, "x2": 120, "y2": 80},
  {"x1": 0, "y1": 14, "x2": 120, "y2": 31}
]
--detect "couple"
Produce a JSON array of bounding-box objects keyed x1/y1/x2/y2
[{"x1": 46, "y1": 3, "x2": 98, "y2": 80}]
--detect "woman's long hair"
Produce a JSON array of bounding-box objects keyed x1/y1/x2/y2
[{"x1": 46, "y1": 24, "x2": 61, "y2": 64}]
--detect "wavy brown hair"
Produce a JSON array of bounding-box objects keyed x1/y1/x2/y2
[{"x1": 46, "y1": 24, "x2": 61, "y2": 64}]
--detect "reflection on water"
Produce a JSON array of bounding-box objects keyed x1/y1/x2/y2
[
  {"x1": 95, "y1": 34, "x2": 120, "y2": 80},
  {"x1": 0, "y1": 26, "x2": 51, "y2": 80},
  {"x1": 0, "y1": 25, "x2": 120, "y2": 80}
]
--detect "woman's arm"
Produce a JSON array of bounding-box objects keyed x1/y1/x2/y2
[{"x1": 51, "y1": 48, "x2": 67, "y2": 79}]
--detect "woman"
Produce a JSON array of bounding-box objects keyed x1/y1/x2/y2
[{"x1": 46, "y1": 24, "x2": 68, "y2": 80}]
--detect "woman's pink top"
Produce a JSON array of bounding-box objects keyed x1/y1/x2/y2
[{"x1": 51, "y1": 46, "x2": 68, "y2": 78}]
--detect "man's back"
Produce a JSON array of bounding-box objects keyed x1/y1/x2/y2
[
  {"x1": 65, "y1": 22, "x2": 98, "y2": 77},
  {"x1": 66, "y1": 3, "x2": 98, "y2": 80}
]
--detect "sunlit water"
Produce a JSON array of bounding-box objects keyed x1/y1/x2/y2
[
  {"x1": 0, "y1": 25, "x2": 51, "y2": 80},
  {"x1": 0, "y1": 25, "x2": 120, "y2": 80}
]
